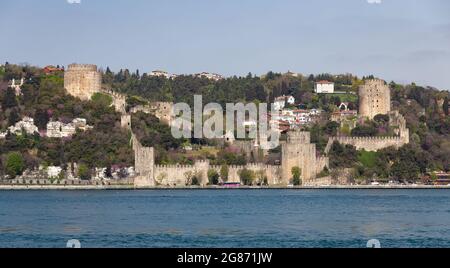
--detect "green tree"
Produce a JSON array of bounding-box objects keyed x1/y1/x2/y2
[
  {"x1": 191, "y1": 175, "x2": 200, "y2": 186},
  {"x1": 220, "y1": 165, "x2": 229, "y2": 182},
  {"x1": 34, "y1": 108, "x2": 50, "y2": 130},
  {"x1": 77, "y1": 164, "x2": 91, "y2": 180},
  {"x1": 324, "y1": 121, "x2": 340, "y2": 136},
  {"x1": 2, "y1": 88, "x2": 18, "y2": 109},
  {"x1": 91, "y1": 93, "x2": 113, "y2": 107},
  {"x1": 291, "y1": 166, "x2": 302, "y2": 186},
  {"x1": 5, "y1": 152, "x2": 25, "y2": 178},
  {"x1": 207, "y1": 169, "x2": 220, "y2": 185},
  {"x1": 374, "y1": 114, "x2": 390, "y2": 124},
  {"x1": 351, "y1": 125, "x2": 378, "y2": 137},
  {"x1": 8, "y1": 108, "x2": 20, "y2": 126},
  {"x1": 239, "y1": 168, "x2": 255, "y2": 186},
  {"x1": 391, "y1": 159, "x2": 420, "y2": 182}
]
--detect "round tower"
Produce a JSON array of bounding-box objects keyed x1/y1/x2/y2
[
  {"x1": 64, "y1": 64, "x2": 102, "y2": 101},
  {"x1": 359, "y1": 79, "x2": 391, "y2": 120}
]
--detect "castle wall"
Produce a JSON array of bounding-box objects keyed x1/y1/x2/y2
[
  {"x1": 325, "y1": 111, "x2": 410, "y2": 153},
  {"x1": 101, "y1": 90, "x2": 127, "y2": 114},
  {"x1": 131, "y1": 102, "x2": 174, "y2": 125},
  {"x1": 121, "y1": 114, "x2": 131, "y2": 130},
  {"x1": 64, "y1": 64, "x2": 101, "y2": 101},
  {"x1": 316, "y1": 156, "x2": 329, "y2": 174},
  {"x1": 131, "y1": 130, "x2": 327, "y2": 187},
  {"x1": 325, "y1": 136, "x2": 408, "y2": 153}
]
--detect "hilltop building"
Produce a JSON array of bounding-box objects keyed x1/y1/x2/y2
[
  {"x1": 195, "y1": 72, "x2": 224, "y2": 81},
  {"x1": 315, "y1": 81, "x2": 335, "y2": 94},
  {"x1": 148, "y1": 70, "x2": 178, "y2": 79},
  {"x1": 43, "y1": 65, "x2": 63, "y2": 75}
]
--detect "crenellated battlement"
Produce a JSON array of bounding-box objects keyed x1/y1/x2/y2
[
  {"x1": 131, "y1": 129, "x2": 328, "y2": 187},
  {"x1": 67, "y1": 64, "x2": 98, "y2": 72},
  {"x1": 325, "y1": 135, "x2": 408, "y2": 153},
  {"x1": 155, "y1": 164, "x2": 194, "y2": 169}
]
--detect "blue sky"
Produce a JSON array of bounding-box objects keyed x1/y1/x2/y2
[{"x1": 1, "y1": 0, "x2": 449, "y2": 90}]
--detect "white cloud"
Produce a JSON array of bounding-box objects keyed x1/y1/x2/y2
[
  {"x1": 67, "y1": 0, "x2": 81, "y2": 4},
  {"x1": 367, "y1": 0, "x2": 382, "y2": 4}
]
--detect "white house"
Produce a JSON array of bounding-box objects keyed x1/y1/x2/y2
[
  {"x1": 195, "y1": 72, "x2": 224, "y2": 81},
  {"x1": 148, "y1": 70, "x2": 177, "y2": 79},
  {"x1": 8, "y1": 117, "x2": 39, "y2": 135},
  {"x1": 47, "y1": 166, "x2": 62, "y2": 179},
  {"x1": 273, "y1": 95, "x2": 295, "y2": 110},
  {"x1": 46, "y1": 118, "x2": 92, "y2": 138},
  {"x1": 315, "y1": 81, "x2": 335, "y2": 94}
]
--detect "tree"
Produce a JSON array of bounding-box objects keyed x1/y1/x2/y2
[
  {"x1": 391, "y1": 159, "x2": 420, "y2": 182},
  {"x1": 329, "y1": 141, "x2": 358, "y2": 168},
  {"x1": 351, "y1": 125, "x2": 378, "y2": 137},
  {"x1": 2, "y1": 88, "x2": 18, "y2": 109},
  {"x1": 374, "y1": 114, "x2": 390, "y2": 124},
  {"x1": 444, "y1": 97, "x2": 449, "y2": 116},
  {"x1": 220, "y1": 165, "x2": 229, "y2": 182},
  {"x1": 91, "y1": 93, "x2": 113, "y2": 107},
  {"x1": 77, "y1": 164, "x2": 91, "y2": 180},
  {"x1": 34, "y1": 108, "x2": 50, "y2": 130},
  {"x1": 191, "y1": 175, "x2": 200, "y2": 186},
  {"x1": 8, "y1": 108, "x2": 20, "y2": 126},
  {"x1": 104, "y1": 166, "x2": 113, "y2": 178},
  {"x1": 5, "y1": 152, "x2": 25, "y2": 178},
  {"x1": 239, "y1": 168, "x2": 255, "y2": 186},
  {"x1": 324, "y1": 121, "x2": 340, "y2": 136},
  {"x1": 207, "y1": 169, "x2": 220, "y2": 185},
  {"x1": 291, "y1": 166, "x2": 302, "y2": 186}
]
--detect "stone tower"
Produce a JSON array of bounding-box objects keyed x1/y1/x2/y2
[
  {"x1": 121, "y1": 114, "x2": 131, "y2": 130},
  {"x1": 281, "y1": 131, "x2": 319, "y2": 184},
  {"x1": 64, "y1": 64, "x2": 102, "y2": 101},
  {"x1": 359, "y1": 79, "x2": 391, "y2": 120},
  {"x1": 132, "y1": 134, "x2": 155, "y2": 187}
]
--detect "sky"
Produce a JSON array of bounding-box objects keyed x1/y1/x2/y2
[{"x1": 1, "y1": 0, "x2": 449, "y2": 90}]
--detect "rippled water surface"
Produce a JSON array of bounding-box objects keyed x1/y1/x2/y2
[{"x1": 1, "y1": 189, "x2": 449, "y2": 248}]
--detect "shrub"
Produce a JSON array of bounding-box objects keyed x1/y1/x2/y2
[
  {"x1": 207, "y1": 169, "x2": 220, "y2": 185},
  {"x1": 220, "y1": 165, "x2": 229, "y2": 182},
  {"x1": 239, "y1": 168, "x2": 255, "y2": 186},
  {"x1": 77, "y1": 164, "x2": 91, "y2": 180},
  {"x1": 5, "y1": 152, "x2": 25, "y2": 178},
  {"x1": 291, "y1": 166, "x2": 302, "y2": 186}
]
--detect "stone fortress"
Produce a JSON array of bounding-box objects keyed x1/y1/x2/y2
[
  {"x1": 64, "y1": 63, "x2": 170, "y2": 123},
  {"x1": 64, "y1": 64, "x2": 102, "y2": 101},
  {"x1": 131, "y1": 128, "x2": 329, "y2": 187},
  {"x1": 325, "y1": 79, "x2": 410, "y2": 153},
  {"x1": 62, "y1": 65, "x2": 408, "y2": 187}
]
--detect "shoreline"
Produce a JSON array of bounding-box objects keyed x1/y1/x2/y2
[{"x1": 1, "y1": 185, "x2": 450, "y2": 190}]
